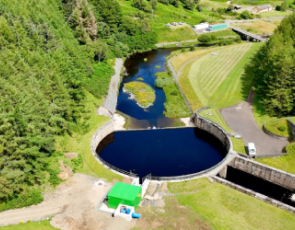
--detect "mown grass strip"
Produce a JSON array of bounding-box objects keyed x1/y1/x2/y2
[
  {"x1": 188, "y1": 44, "x2": 253, "y2": 106},
  {"x1": 209, "y1": 43, "x2": 262, "y2": 108},
  {"x1": 178, "y1": 61, "x2": 203, "y2": 111}
]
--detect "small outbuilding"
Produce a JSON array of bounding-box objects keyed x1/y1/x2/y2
[
  {"x1": 252, "y1": 4, "x2": 272, "y2": 13},
  {"x1": 107, "y1": 182, "x2": 142, "y2": 210},
  {"x1": 194, "y1": 22, "x2": 209, "y2": 30}
]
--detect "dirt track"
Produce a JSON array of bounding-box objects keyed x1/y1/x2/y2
[{"x1": 0, "y1": 174, "x2": 136, "y2": 230}]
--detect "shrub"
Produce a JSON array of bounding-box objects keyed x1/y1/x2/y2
[
  {"x1": 155, "y1": 78, "x2": 174, "y2": 88},
  {"x1": 197, "y1": 5, "x2": 203, "y2": 12},
  {"x1": 278, "y1": 126, "x2": 286, "y2": 132},
  {"x1": 0, "y1": 190, "x2": 43, "y2": 212},
  {"x1": 240, "y1": 11, "x2": 253, "y2": 19},
  {"x1": 71, "y1": 154, "x2": 83, "y2": 172},
  {"x1": 170, "y1": 90, "x2": 178, "y2": 96},
  {"x1": 281, "y1": 2, "x2": 288, "y2": 11},
  {"x1": 189, "y1": 46, "x2": 196, "y2": 51},
  {"x1": 155, "y1": 72, "x2": 169, "y2": 79},
  {"x1": 276, "y1": 5, "x2": 281, "y2": 11},
  {"x1": 286, "y1": 142, "x2": 295, "y2": 154},
  {"x1": 198, "y1": 34, "x2": 217, "y2": 43}
]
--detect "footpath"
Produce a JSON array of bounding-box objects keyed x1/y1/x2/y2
[{"x1": 98, "y1": 58, "x2": 123, "y2": 116}]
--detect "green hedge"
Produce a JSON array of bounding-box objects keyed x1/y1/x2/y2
[{"x1": 0, "y1": 190, "x2": 43, "y2": 212}]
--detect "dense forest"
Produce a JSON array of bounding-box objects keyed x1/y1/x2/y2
[
  {"x1": 250, "y1": 12, "x2": 295, "y2": 117},
  {"x1": 0, "y1": 0, "x2": 157, "y2": 203}
]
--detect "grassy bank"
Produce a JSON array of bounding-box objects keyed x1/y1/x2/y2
[
  {"x1": 168, "y1": 178, "x2": 295, "y2": 230},
  {"x1": 157, "y1": 25, "x2": 197, "y2": 43},
  {"x1": 265, "y1": 118, "x2": 293, "y2": 137},
  {"x1": 118, "y1": 0, "x2": 227, "y2": 43},
  {"x1": 232, "y1": 20, "x2": 279, "y2": 34},
  {"x1": 209, "y1": 43, "x2": 262, "y2": 108},
  {"x1": 179, "y1": 61, "x2": 203, "y2": 111},
  {"x1": 188, "y1": 43, "x2": 254, "y2": 106},
  {"x1": 257, "y1": 142, "x2": 295, "y2": 175},
  {"x1": 55, "y1": 91, "x2": 122, "y2": 181},
  {"x1": 155, "y1": 72, "x2": 190, "y2": 118},
  {"x1": 0, "y1": 220, "x2": 58, "y2": 230}
]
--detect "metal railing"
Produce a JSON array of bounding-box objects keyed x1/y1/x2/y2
[{"x1": 98, "y1": 155, "x2": 138, "y2": 178}]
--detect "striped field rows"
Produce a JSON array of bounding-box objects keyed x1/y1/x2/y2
[{"x1": 187, "y1": 43, "x2": 255, "y2": 107}]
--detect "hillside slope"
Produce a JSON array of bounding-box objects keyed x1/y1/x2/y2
[{"x1": 0, "y1": 0, "x2": 103, "y2": 201}]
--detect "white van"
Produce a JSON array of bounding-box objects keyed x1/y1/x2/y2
[{"x1": 248, "y1": 142, "x2": 256, "y2": 158}]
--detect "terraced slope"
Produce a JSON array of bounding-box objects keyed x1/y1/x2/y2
[{"x1": 187, "y1": 43, "x2": 256, "y2": 107}]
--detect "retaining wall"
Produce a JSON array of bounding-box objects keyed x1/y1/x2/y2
[
  {"x1": 90, "y1": 120, "x2": 138, "y2": 179},
  {"x1": 223, "y1": 155, "x2": 295, "y2": 190},
  {"x1": 192, "y1": 112, "x2": 231, "y2": 153},
  {"x1": 263, "y1": 124, "x2": 289, "y2": 140},
  {"x1": 288, "y1": 119, "x2": 295, "y2": 141}
]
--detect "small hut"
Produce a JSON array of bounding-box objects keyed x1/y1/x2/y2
[
  {"x1": 252, "y1": 4, "x2": 272, "y2": 13},
  {"x1": 107, "y1": 182, "x2": 142, "y2": 209}
]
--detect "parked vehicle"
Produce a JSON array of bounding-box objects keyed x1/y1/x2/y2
[{"x1": 247, "y1": 142, "x2": 256, "y2": 157}]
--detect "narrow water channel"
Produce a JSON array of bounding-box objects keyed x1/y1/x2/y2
[
  {"x1": 224, "y1": 167, "x2": 295, "y2": 207},
  {"x1": 116, "y1": 48, "x2": 179, "y2": 129}
]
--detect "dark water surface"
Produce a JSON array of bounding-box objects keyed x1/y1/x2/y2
[
  {"x1": 225, "y1": 167, "x2": 295, "y2": 207},
  {"x1": 97, "y1": 128, "x2": 227, "y2": 178},
  {"x1": 116, "y1": 48, "x2": 179, "y2": 128}
]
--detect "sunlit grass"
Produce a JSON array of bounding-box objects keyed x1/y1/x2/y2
[
  {"x1": 168, "y1": 178, "x2": 295, "y2": 230},
  {"x1": 0, "y1": 220, "x2": 58, "y2": 230}
]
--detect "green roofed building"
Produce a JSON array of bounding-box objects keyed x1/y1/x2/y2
[{"x1": 107, "y1": 182, "x2": 142, "y2": 209}]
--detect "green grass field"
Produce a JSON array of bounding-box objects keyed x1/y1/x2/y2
[
  {"x1": 209, "y1": 43, "x2": 262, "y2": 108},
  {"x1": 257, "y1": 142, "x2": 295, "y2": 175},
  {"x1": 265, "y1": 118, "x2": 293, "y2": 137},
  {"x1": 168, "y1": 178, "x2": 295, "y2": 230},
  {"x1": 176, "y1": 43, "x2": 264, "y2": 154},
  {"x1": 118, "y1": 0, "x2": 226, "y2": 43},
  {"x1": 0, "y1": 221, "x2": 58, "y2": 230},
  {"x1": 187, "y1": 43, "x2": 257, "y2": 107},
  {"x1": 157, "y1": 25, "x2": 197, "y2": 43}
]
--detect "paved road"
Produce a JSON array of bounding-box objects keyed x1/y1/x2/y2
[
  {"x1": 224, "y1": 16, "x2": 286, "y2": 25},
  {"x1": 221, "y1": 91, "x2": 288, "y2": 157},
  {"x1": 156, "y1": 39, "x2": 199, "y2": 47}
]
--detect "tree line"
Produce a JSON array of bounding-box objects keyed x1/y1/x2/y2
[
  {"x1": 0, "y1": 0, "x2": 158, "y2": 203},
  {"x1": 249, "y1": 12, "x2": 295, "y2": 117}
]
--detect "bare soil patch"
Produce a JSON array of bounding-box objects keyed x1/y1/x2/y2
[{"x1": 64, "y1": 152, "x2": 78, "y2": 160}]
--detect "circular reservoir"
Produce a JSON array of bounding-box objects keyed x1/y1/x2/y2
[{"x1": 96, "y1": 127, "x2": 227, "y2": 179}]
